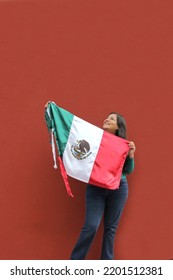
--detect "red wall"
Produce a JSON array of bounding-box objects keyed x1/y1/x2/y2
[{"x1": 0, "y1": 0, "x2": 173, "y2": 260}]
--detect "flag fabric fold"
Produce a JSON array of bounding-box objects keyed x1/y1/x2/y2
[{"x1": 44, "y1": 102, "x2": 129, "y2": 197}]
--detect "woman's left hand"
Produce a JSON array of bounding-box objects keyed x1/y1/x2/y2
[{"x1": 128, "y1": 141, "x2": 136, "y2": 158}]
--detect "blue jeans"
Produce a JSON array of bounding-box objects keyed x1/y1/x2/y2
[{"x1": 70, "y1": 178, "x2": 128, "y2": 260}]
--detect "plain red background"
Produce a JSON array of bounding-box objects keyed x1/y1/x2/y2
[{"x1": 0, "y1": 0, "x2": 172, "y2": 260}]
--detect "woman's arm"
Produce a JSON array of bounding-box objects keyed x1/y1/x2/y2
[
  {"x1": 128, "y1": 141, "x2": 136, "y2": 159},
  {"x1": 123, "y1": 141, "x2": 136, "y2": 174}
]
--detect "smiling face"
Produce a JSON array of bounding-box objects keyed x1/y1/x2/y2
[{"x1": 103, "y1": 113, "x2": 119, "y2": 134}]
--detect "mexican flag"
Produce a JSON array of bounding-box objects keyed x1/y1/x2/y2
[{"x1": 45, "y1": 102, "x2": 129, "y2": 197}]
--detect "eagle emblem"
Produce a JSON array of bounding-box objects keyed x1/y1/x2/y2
[{"x1": 71, "y1": 140, "x2": 91, "y2": 160}]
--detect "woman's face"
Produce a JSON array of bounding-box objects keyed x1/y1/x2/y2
[{"x1": 103, "y1": 113, "x2": 119, "y2": 134}]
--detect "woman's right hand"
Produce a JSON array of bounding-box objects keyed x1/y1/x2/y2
[{"x1": 45, "y1": 102, "x2": 49, "y2": 108}]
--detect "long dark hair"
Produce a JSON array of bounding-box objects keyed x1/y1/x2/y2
[
  {"x1": 109, "y1": 112, "x2": 127, "y2": 139},
  {"x1": 109, "y1": 112, "x2": 129, "y2": 173}
]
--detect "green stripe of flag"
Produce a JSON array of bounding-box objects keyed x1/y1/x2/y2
[{"x1": 48, "y1": 103, "x2": 74, "y2": 156}]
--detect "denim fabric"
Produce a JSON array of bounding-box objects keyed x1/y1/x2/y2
[{"x1": 70, "y1": 178, "x2": 128, "y2": 260}]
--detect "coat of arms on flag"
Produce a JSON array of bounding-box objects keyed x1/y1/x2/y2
[{"x1": 44, "y1": 102, "x2": 130, "y2": 197}]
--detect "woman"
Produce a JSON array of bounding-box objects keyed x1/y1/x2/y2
[{"x1": 70, "y1": 112, "x2": 136, "y2": 260}]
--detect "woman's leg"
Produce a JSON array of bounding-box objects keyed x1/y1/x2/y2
[
  {"x1": 70, "y1": 184, "x2": 106, "y2": 259},
  {"x1": 100, "y1": 179, "x2": 128, "y2": 260}
]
